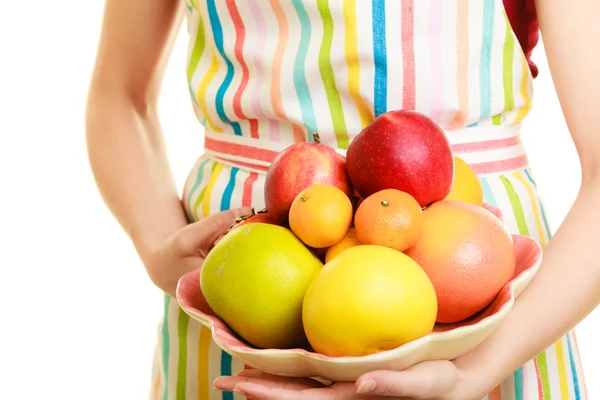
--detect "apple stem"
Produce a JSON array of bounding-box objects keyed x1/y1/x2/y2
[{"x1": 312, "y1": 132, "x2": 321, "y2": 144}]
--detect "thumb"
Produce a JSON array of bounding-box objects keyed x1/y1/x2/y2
[{"x1": 176, "y1": 207, "x2": 253, "y2": 256}]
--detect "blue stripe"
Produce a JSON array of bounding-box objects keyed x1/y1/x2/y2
[
  {"x1": 292, "y1": 0, "x2": 318, "y2": 141},
  {"x1": 161, "y1": 295, "x2": 170, "y2": 400},
  {"x1": 567, "y1": 332, "x2": 582, "y2": 399},
  {"x1": 513, "y1": 367, "x2": 524, "y2": 400},
  {"x1": 479, "y1": 177, "x2": 498, "y2": 207},
  {"x1": 523, "y1": 169, "x2": 552, "y2": 238},
  {"x1": 221, "y1": 351, "x2": 234, "y2": 400},
  {"x1": 479, "y1": 0, "x2": 495, "y2": 120},
  {"x1": 186, "y1": 158, "x2": 212, "y2": 221},
  {"x1": 219, "y1": 168, "x2": 237, "y2": 400},
  {"x1": 220, "y1": 168, "x2": 239, "y2": 211},
  {"x1": 206, "y1": 0, "x2": 242, "y2": 135},
  {"x1": 372, "y1": 0, "x2": 387, "y2": 117}
]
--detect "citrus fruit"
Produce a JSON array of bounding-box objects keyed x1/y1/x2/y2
[
  {"x1": 324, "y1": 228, "x2": 362, "y2": 263},
  {"x1": 302, "y1": 245, "x2": 437, "y2": 357},
  {"x1": 353, "y1": 189, "x2": 423, "y2": 252},
  {"x1": 405, "y1": 200, "x2": 515, "y2": 323},
  {"x1": 444, "y1": 156, "x2": 484, "y2": 206},
  {"x1": 289, "y1": 183, "x2": 353, "y2": 248},
  {"x1": 200, "y1": 223, "x2": 323, "y2": 349}
]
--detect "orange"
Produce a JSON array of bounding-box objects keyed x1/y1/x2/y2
[
  {"x1": 444, "y1": 156, "x2": 484, "y2": 206},
  {"x1": 289, "y1": 184, "x2": 353, "y2": 248},
  {"x1": 353, "y1": 189, "x2": 423, "y2": 252},
  {"x1": 405, "y1": 200, "x2": 515, "y2": 323},
  {"x1": 325, "y1": 228, "x2": 362, "y2": 262}
]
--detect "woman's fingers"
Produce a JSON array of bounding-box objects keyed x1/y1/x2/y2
[
  {"x1": 175, "y1": 207, "x2": 253, "y2": 256},
  {"x1": 355, "y1": 361, "x2": 458, "y2": 398}
]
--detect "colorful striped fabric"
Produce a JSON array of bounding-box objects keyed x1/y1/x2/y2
[{"x1": 149, "y1": 1, "x2": 587, "y2": 399}]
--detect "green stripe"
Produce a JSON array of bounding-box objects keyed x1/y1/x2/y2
[
  {"x1": 499, "y1": 175, "x2": 530, "y2": 236},
  {"x1": 161, "y1": 295, "x2": 171, "y2": 400},
  {"x1": 187, "y1": 14, "x2": 206, "y2": 81},
  {"x1": 186, "y1": 158, "x2": 211, "y2": 221},
  {"x1": 502, "y1": 16, "x2": 515, "y2": 112},
  {"x1": 492, "y1": 15, "x2": 515, "y2": 125},
  {"x1": 192, "y1": 163, "x2": 218, "y2": 218},
  {"x1": 536, "y1": 351, "x2": 552, "y2": 399},
  {"x1": 176, "y1": 310, "x2": 190, "y2": 399},
  {"x1": 317, "y1": 0, "x2": 349, "y2": 149}
]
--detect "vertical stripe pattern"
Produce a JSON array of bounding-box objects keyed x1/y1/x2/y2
[{"x1": 150, "y1": 1, "x2": 587, "y2": 399}]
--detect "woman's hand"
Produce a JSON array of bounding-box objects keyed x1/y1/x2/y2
[
  {"x1": 144, "y1": 207, "x2": 251, "y2": 296},
  {"x1": 213, "y1": 361, "x2": 482, "y2": 400}
]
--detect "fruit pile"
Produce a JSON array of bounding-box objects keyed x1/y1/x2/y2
[{"x1": 199, "y1": 110, "x2": 516, "y2": 358}]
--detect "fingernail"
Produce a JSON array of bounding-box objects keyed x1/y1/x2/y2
[
  {"x1": 357, "y1": 379, "x2": 377, "y2": 394},
  {"x1": 233, "y1": 384, "x2": 248, "y2": 396}
]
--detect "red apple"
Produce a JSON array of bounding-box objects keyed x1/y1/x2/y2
[
  {"x1": 264, "y1": 138, "x2": 353, "y2": 224},
  {"x1": 346, "y1": 110, "x2": 454, "y2": 207}
]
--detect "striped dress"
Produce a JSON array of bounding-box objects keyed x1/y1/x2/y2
[{"x1": 150, "y1": 0, "x2": 588, "y2": 398}]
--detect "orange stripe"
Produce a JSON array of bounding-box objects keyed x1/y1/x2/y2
[
  {"x1": 197, "y1": 327, "x2": 211, "y2": 400},
  {"x1": 488, "y1": 385, "x2": 501, "y2": 400},
  {"x1": 450, "y1": 0, "x2": 469, "y2": 128},
  {"x1": 152, "y1": 370, "x2": 161, "y2": 400}
]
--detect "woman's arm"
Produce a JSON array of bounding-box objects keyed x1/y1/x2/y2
[
  {"x1": 455, "y1": 0, "x2": 600, "y2": 392},
  {"x1": 86, "y1": 0, "x2": 234, "y2": 295}
]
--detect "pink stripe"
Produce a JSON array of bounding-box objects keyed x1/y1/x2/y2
[
  {"x1": 451, "y1": 137, "x2": 521, "y2": 153},
  {"x1": 248, "y1": 0, "x2": 271, "y2": 140},
  {"x1": 214, "y1": 157, "x2": 270, "y2": 173},
  {"x1": 470, "y1": 155, "x2": 529, "y2": 175},
  {"x1": 450, "y1": 0, "x2": 469, "y2": 129},
  {"x1": 402, "y1": 0, "x2": 415, "y2": 110},
  {"x1": 522, "y1": 361, "x2": 529, "y2": 398},
  {"x1": 430, "y1": 0, "x2": 444, "y2": 123}
]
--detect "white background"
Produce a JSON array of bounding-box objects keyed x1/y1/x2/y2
[{"x1": 0, "y1": 1, "x2": 597, "y2": 399}]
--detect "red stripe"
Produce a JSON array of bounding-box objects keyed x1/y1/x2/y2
[
  {"x1": 225, "y1": 0, "x2": 259, "y2": 139},
  {"x1": 451, "y1": 137, "x2": 520, "y2": 153},
  {"x1": 534, "y1": 358, "x2": 544, "y2": 399},
  {"x1": 242, "y1": 173, "x2": 259, "y2": 207},
  {"x1": 402, "y1": 0, "x2": 416, "y2": 110},
  {"x1": 204, "y1": 136, "x2": 280, "y2": 163},
  {"x1": 470, "y1": 154, "x2": 528, "y2": 175}
]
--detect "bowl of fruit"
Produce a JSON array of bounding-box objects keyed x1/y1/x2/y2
[{"x1": 176, "y1": 111, "x2": 542, "y2": 382}]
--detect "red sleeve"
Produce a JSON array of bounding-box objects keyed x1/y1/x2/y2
[{"x1": 503, "y1": 0, "x2": 541, "y2": 78}]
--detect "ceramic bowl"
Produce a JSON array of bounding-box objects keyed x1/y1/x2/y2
[{"x1": 176, "y1": 222, "x2": 542, "y2": 382}]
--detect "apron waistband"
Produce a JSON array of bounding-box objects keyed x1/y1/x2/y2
[{"x1": 203, "y1": 124, "x2": 529, "y2": 176}]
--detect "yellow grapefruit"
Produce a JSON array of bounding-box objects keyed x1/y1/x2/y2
[
  {"x1": 444, "y1": 156, "x2": 484, "y2": 206},
  {"x1": 302, "y1": 245, "x2": 437, "y2": 357}
]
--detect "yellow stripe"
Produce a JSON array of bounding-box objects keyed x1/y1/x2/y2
[
  {"x1": 513, "y1": 172, "x2": 547, "y2": 247},
  {"x1": 514, "y1": 57, "x2": 531, "y2": 123},
  {"x1": 202, "y1": 163, "x2": 225, "y2": 218},
  {"x1": 197, "y1": 45, "x2": 224, "y2": 133},
  {"x1": 555, "y1": 337, "x2": 571, "y2": 399},
  {"x1": 197, "y1": 327, "x2": 211, "y2": 400},
  {"x1": 343, "y1": 0, "x2": 373, "y2": 128}
]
